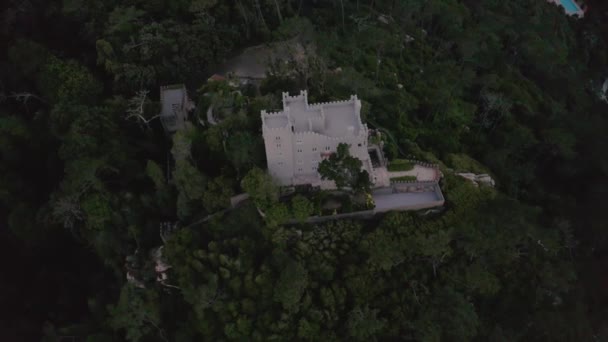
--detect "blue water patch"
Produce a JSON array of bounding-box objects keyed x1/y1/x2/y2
[{"x1": 560, "y1": 0, "x2": 580, "y2": 14}]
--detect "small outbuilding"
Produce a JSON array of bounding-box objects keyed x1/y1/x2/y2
[{"x1": 160, "y1": 84, "x2": 195, "y2": 133}]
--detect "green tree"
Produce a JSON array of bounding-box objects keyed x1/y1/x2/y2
[
  {"x1": 226, "y1": 132, "x2": 259, "y2": 174},
  {"x1": 364, "y1": 228, "x2": 405, "y2": 271},
  {"x1": 173, "y1": 159, "x2": 206, "y2": 219},
  {"x1": 414, "y1": 287, "x2": 479, "y2": 341},
  {"x1": 81, "y1": 192, "x2": 112, "y2": 231},
  {"x1": 291, "y1": 194, "x2": 313, "y2": 223},
  {"x1": 108, "y1": 285, "x2": 164, "y2": 342},
  {"x1": 274, "y1": 260, "x2": 308, "y2": 312},
  {"x1": 346, "y1": 306, "x2": 386, "y2": 341},
  {"x1": 202, "y1": 176, "x2": 234, "y2": 212},
  {"x1": 171, "y1": 126, "x2": 206, "y2": 219},
  {"x1": 297, "y1": 317, "x2": 321, "y2": 340},
  {"x1": 241, "y1": 167, "x2": 279, "y2": 209},
  {"x1": 39, "y1": 56, "x2": 102, "y2": 106},
  {"x1": 146, "y1": 160, "x2": 166, "y2": 191},
  {"x1": 265, "y1": 202, "x2": 290, "y2": 227},
  {"x1": 318, "y1": 143, "x2": 371, "y2": 192}
]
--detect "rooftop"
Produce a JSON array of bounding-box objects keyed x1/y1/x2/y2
[
  {"x1": 265, "y1": 115, "x2": 289, "y2": 128},
  {"x1": 160, "y1": 85, "x2": 187, "y2": 117},
  {"x1": 262, "y1": 91, "x2": 364, "y2": 138}
]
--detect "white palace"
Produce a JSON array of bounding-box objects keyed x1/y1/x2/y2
[{"x1": 261, "y1": 90, "x2": 374, "y2": 188}]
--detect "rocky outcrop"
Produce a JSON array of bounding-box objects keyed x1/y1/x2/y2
[{"x1": 456, "y1": 173, "x2": 495, "y2": 187}]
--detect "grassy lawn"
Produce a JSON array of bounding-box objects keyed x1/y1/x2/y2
[
  {"x1": 390, "y1": 175, "x2": 417, "y2": 182},
  {"x1": 388, "y1": 159, "x2": 415, "y2": 172}
]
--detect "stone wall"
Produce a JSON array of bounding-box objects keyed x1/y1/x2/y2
[{"x1": 285, "y1": 209, "x2": 375, "y2": 225}]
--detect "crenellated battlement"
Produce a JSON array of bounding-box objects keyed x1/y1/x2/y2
[
  {"x1": 282, "y1": 90, "x2": 358, "y2": 109},
  {"x1": 264, "y1": 126, "x2": 291, "y2": 131},
  {"x1": 262, "y1": 109, "x2": 291, "y2": 130},
  {"x1": 308, "y1": 97, "x2": 357, "y2": 108},
  {"x1": 261, "y1": 110, "x2": 285, "y2": 116},
  {"x1": 282, "y1": 90, "x2": 308, "y2": 104},
  {"x1": 293, "y1": 132, "x2": 348, "y2": 142}
]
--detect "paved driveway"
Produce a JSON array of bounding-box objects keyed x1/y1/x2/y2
[{"x1": 373, "y1": 167, "x2": 390, "y2": 187}]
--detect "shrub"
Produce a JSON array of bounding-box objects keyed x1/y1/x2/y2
[
  {"x1": 387, "y1": 159, "x2": 415, "y2": 172},
  {"x1": 445, "y1": 153, "x2": 489, "y2": 174}
]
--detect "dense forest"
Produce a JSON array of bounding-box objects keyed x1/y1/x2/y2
[{"x1": 2, "y1": 0, "x2": 608, "y2": 340}]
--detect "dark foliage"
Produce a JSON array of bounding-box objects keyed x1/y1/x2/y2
[{"x1": 1, "y1": 0, "x2": 608, "y2": 340}]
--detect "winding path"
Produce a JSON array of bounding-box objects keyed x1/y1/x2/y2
[{"x1": 207, "y1": 105, "x2": 218, "y2": 126}]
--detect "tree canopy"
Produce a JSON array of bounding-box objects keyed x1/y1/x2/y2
[
  {"x1": 318, "y1": 142, "x2": 372, "y2": 192},
  {"x1": 2, "y1": 0, "x2": 608, "y2": 340}
]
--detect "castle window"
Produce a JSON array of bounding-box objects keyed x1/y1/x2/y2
[
  {"x1": 358, "y1": 143, "x2": 362, "y2": 147},
  {"x1": 298, "y1": 168, "x2": 303, "y2": 172},
  {"x1": 276, "y1": 143, "x2": 281, "y2": 148},
  {"x1": 312, "y1": 147, "x2": 317, "y2": 152},
  {"x1": 296, "y1": 139, "x2": 303, "y2": 144},
  {"x1": 325, "y1": 146, "x2": 330, "y2": 151},
  {"x1": 297, "y1": 148, "x2": 303, "y2": 153},
  {"x1": 275, "y1": 136, "x2": 280, "y2": 140},
  {"x1": 312, "y1": 166, "x2": 317, "y2": 171}
]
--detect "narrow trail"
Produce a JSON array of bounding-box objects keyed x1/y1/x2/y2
[{"x1": 366, "y1": 118, "x2": 408, "y2": 157}]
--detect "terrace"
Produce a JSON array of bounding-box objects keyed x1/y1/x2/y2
[{"x1": 372, "y1": 183, "x2": 444, "y2": 213}]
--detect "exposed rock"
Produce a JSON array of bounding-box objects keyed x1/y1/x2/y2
[
  {"x1": 230, "y1": 193, "x2": 250, "y2": 208},
  {"x1": 127, "y1": 272, "x2": 145, "y2": 289},
  {"x1": 125, "y1": 252, "x2": 146, "y2": 288},
  {"x1": 377, "y1": 15, "x2": 391, "y2": 24},
  {"x1": 476, "y1": 174, "x2": 495, "y2": 187},
  {"x1": 456, "y1": 172, "x2": 495, "y2": 187},
  {"x1": 206, "y1": 105, "x2": 217, "y2": 126},
  {"x1": 153, "y1": 247, "x2": 171, "y2": 273},
  {"x1": 152, "y1": 246, "x2": 173, "y2": 285},
  {"x1": 216, "y1": 39, "x2": 309, "y2": 81},
  {"x1": 600, "y1": 78, "x2": 608, "y2": 103}
]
